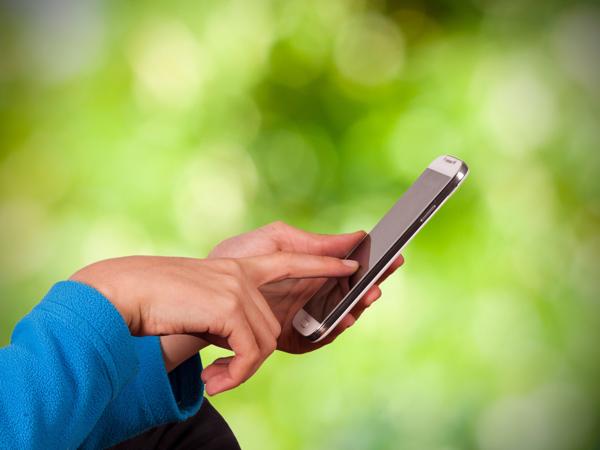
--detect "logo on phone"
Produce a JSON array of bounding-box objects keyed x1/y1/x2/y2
[{"x1": 443, "y1": 157, "x2": 457, "y2": 164}]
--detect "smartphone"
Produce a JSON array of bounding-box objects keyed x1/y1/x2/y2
[{"x1": 293, "y1": 155, "x2": 469, "y2": 342}]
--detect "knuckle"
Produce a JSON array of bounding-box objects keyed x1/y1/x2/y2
[
  {"x1": 260, "y1": 346, "x2": 270, "y2": 359},
  {"x1": 224, "y1": 273, "x2": 243, "y2": 292},
  {"x1": 223, "y1": 258, "x2": 243, "y2": 275},
  {"x1": 247, "y1": 345, "x2": 261, "y2": 363},
  {"x1": 268, "y1": 220, "x2": 285, "y2": 231},
  {"x1": 266, "y1": 336, "x2": 277, "y2": 355},
  {"x1": 273, "y1": 321, "x2": 282, "y2": 337}
]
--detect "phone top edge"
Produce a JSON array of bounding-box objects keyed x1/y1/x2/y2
[{"x1": 428, "y1": 155, "x2": 467, "y2": 178}]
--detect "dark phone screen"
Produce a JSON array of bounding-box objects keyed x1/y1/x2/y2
[{"x1": 303, "y1": 168, "x2": 453, "y2": 323}]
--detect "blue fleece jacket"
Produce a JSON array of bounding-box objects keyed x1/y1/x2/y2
[{"x1": 0, "y1": 281, "x2": 204, "y2": 449}]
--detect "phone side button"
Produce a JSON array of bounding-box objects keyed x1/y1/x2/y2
[{"x1": 419, "y1": 204, "x2": 437, "y2": 223}]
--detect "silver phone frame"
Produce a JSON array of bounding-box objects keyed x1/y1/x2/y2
[{"x1": 292, "y1": 155, "x2": 469, "y2": 343}]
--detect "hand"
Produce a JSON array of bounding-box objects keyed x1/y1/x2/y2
[
  {"x1": 210, "y1": 221, "x2": 404, "y2": 353},
  {"x1": 69, "y1": 253, "x2": 358, "y2": 394}
]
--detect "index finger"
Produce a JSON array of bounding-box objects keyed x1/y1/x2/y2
[{"x1": 241, "y1": 252, "x2": 359, "y2": 286}]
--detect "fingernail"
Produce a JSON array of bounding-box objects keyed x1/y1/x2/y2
[{"x1": 342, "y1": 259, "x2": 359, "y2": 268}]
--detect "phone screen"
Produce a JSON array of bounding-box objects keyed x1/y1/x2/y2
[{"x1": 303, "y1": 168, "x2": 454, "y2": 323}]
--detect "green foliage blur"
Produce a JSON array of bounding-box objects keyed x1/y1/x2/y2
[{"x1": 1, "y1": 0, "x2": 599, "y2": 448}]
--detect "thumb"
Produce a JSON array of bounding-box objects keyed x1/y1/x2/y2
[
  {"x1": 272, "y1": 222, "x2": 366, "y2": 257},
  {"x1": 305, "y1": 230, "x2": 366, "y2": 258}
]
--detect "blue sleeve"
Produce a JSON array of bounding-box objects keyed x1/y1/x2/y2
[
  {"x1": 83, "y1": 337, "x2": 204, "y2": 449},
  {"x1": 0, "y1": 281, "x2": 138, "y2": 450},
  {"x1": 0, "y1": 281, "x2": 205, "y2": 450}
]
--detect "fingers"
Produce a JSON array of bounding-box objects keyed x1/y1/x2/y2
[
  {"x1": 317, "y1": 313, "x2": 357, "y2": 346},
  {"x1": 201, "y1": 310, "x2": 260, "y2": 395},
  {"x1": 266, "y1": 221, "x2": 366, "y2": 258},
  {"x1": 346, "y1": 254, "x2": 403, "y2": 325},
  {"x1": 376, "y1": 254, "x2": 405, "y2": 285},
  {"x1": 200, "y1": 356, "x2": 233, "y2": 384},
  {"x1": 343, "y1": 255, "x2": 405, "y2": 330},
  {"x1": 320, "y1": 281, "x2": 387, "y2": 346},
  {"x1": 202, "y1": 280, "x2": 281, "y2": 395},
  {"x1": 363, "y1": 285, "x2": 382, "y2": 307},
  {"x1": 241, "y1": 252, "x2": 359, "y2": 286},
  {"x1": 351, "y1": 285, "x2": 381, "y2": 321},
  {"x1": 352, "y1": 254, "x2": 403, "y2": 321},
  {"x1": 201, "y1": 286, "x2": 279, "y2": 387},
  {"x1": 199, "y1": 247, "x2": 404, "y2": 396},
  {"x1": 339, "y1": 312, "x2": 356, "y2": 329}
]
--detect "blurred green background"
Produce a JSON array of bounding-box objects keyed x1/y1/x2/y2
[{"x1": 1, "y1": 0, "x2": 599, "y2": 448}]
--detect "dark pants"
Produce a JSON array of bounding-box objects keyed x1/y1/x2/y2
[{"x1": 109, "y1": 399, "x2": 241, "y2": 450}]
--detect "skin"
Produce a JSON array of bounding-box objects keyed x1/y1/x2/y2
[
  {"x1": 70, "y1": 251, "x2": 359, "y2": 395},
  {"x1": 160, "y1": 221, "x2": 404, "y2": 389}
]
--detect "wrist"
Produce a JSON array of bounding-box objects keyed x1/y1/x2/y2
[{"x1": 160, "y1": 335, "x2": 210, "y2": 372}]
